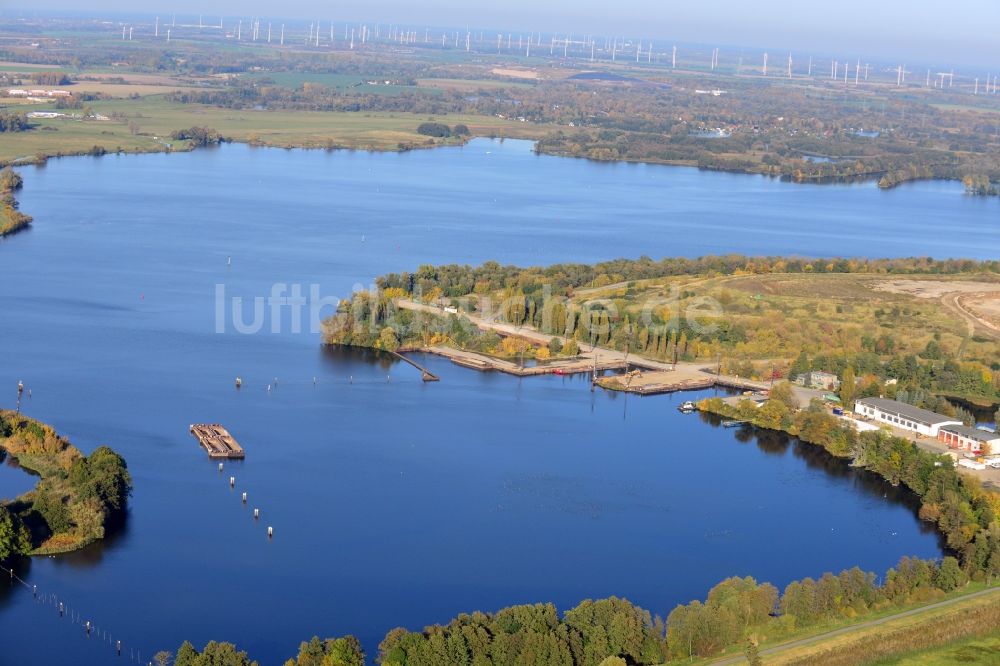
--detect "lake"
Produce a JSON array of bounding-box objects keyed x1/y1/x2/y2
[{"x1": 1, "y1": 138, "x2": 992, "y2": 664}]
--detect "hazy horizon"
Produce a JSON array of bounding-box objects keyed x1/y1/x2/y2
[{"x1": 4, "y1": 1, "x2": 1000, "y2": 68}]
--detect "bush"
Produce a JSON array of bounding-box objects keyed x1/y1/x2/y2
[
  {"x1": 170, "y1": 126, "x2": 223, "y2": 147},
  {"x1": 416, "y1": 122, "x2": 451, "y2": 138}
]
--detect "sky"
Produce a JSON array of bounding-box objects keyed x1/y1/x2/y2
[{"x1": 9, "y1": 1, "x2": 1000, "y2": 67}]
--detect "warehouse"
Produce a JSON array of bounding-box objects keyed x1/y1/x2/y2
[{"x1": 853, "y1": 397, "x2": 962, "y2": 437}]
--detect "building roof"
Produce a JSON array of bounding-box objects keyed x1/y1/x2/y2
[
  {"x1": 940, "y1": 424, "x2": 1000, "y2": 443},
  {"x1": 856, "y1": 397, "x2": 961, "y2": 427}
]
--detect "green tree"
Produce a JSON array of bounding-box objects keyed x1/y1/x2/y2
[
  {"x1": 744, "y1": 635, "x2": 763, "y2": 666},
  {"x1": 840, "y1": 365, "x2": 856, "y2": 407},
  {"x1": 769, "y1": 381, "x2": 797, "y2": 412},
  {"x1": 548, "y1": 337, "x2": 563, "y2": 355},
  {"x1": 416, "y1": 122, "x2": 451, "y2": 138},
  {"x1": 174, "y1": 641, "x2": 198, "y2": 666},
  {"x1": 285, "y1": 636, "x2": 364, "y2": 666},
  {"x1": 177, "y1": 641, "x2": 257, "y2": 666},
  {"x1": 378, "y1": 327, "x2": 400, "y2": 352},
  {"x1": 0, "y1": 506, "x2": 31, "y2": 561},
  {"x1": 934, "y1": 556, "x2": 966, "y2": 592},
  {"x1": 790, "y1": 350, "x2": 810, "y2": 377}
]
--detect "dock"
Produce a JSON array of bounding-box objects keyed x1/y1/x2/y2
[
  {"x1": 389, "y1": 350, "x2": 440, "y2": 381},
  {"x1": 595, "y1": 369, "x2": 770, "y2": 396},
  {"x1": 190, "y1": 424, "x2": 245, "y2": 459},
  {"x1": 405, "y1": 345, "x2": 627, "y2": 377}
]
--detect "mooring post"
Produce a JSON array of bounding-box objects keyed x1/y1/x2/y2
[
  {"x1": 59, "y1": 602, "x2": 64, "y2": 617},
  {"x1": 33, "y1": 584, "x2": 36, "y2": 598},
  {"x1": 254, "y1": 508, "x2": 259, "y2": 519},
  {"x1": 117, "y1": 640, "x2": 121, "y2": 656},
  {"x1": 218, "y1": 462, "x2": 223, "y2": 472},
  {"x1": 242, "y1": 491, "x2": 247, "y2": 503},
  {"x1": 267, "y1": 526, "x2": 273, "y2": 538},
  {"x1": 230, "y1": 476, "x2": 235, "y2": 487},
  {"x1": 85, "y1": 620, "x2": 91, "y2": 635}
]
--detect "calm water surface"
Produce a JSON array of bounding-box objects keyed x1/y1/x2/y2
[{"x1": 2, "y1": 139, "x2": 991, "y2": 664}]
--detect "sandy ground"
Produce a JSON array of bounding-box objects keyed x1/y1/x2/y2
[
  {"x1": 491, "y1": 67, "x2": 539, "y2": 79},
  {"x1": 874, "y1": 279, "x2": 1000, "y2": 338},
  {"x1": 961, "y1": 294, "x2": 1000, "y2": 328},
  {"x1": 873, "y1": 279, "x2": 1000, "y2": 298}
]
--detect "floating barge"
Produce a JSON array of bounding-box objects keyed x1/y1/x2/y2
[{"x1": 190, "y1": 424, "x2": 245, "y2": 459}]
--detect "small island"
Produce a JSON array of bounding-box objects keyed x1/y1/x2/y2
[{"x1": 0, "y1": 409, "x2": 131, "y2": 559}]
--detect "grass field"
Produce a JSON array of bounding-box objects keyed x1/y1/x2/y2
[
  {"x1": 0, "y1": 95, "x2": 550, "y2": 163},
  {"x1": 760, "y1": 588, "x2": 1000, "y2": 665},
  {"x1": 571, "y1": 272, "x2": 1000, "y2": 366},
  {"x1": 872, "y1": 632, "x2": 1000, "y2": 665}
]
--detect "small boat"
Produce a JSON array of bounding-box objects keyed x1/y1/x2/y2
[
  {"x1": 722, "y1": 419, "x2": 748, "y2": 428},
  {"x1": 678, "y1": 401, "x2": 696, "y2": 413}
]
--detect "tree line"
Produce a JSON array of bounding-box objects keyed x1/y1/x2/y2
[
  {"x1": 0, "y1": 111, "x2": 30, "y2": 132},
  {"x1": 160, "y1": 553, "x2": 996, "y2": 666}
]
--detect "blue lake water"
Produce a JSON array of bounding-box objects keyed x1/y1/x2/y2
[
  {"x1": 0, "y1": 453, "x2": 37, "y2": 500},
  {"x1": 1, "y1": 138, "x2": 993, "y2": 664}
]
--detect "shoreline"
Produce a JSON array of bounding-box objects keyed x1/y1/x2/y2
[{"x1": 2, "y1": 129, "x2": 982, "y2": 194}]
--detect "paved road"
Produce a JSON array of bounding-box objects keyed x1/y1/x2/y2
[{"x1": 708, "y1": 586, "x2": 1000, "y2": 665}]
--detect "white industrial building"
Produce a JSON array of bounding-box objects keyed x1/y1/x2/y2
[{"x1": 853, "y1": 397, "x2": 962, "y2": 437}]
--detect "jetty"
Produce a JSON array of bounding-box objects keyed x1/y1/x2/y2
[
  {"x1": 404, "y1": 345, "x2": 627, "y2": 378},
  {"x1": 388, "y1": 350, "x2": 439, "y2": 381},
  {"x1": 595, "y1": 369, "x2": 770, "y2": 396},
  {"x1": 190, "y1": 424, "x2": 245, "y2": 459}
]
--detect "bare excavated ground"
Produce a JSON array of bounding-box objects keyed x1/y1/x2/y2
[
  {"x1": 873, "y1": 279, "x2": 1000, "y2": 339},
  {"x1": 873, "y1": 279, "x2": 1000, "y2": 299}
]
